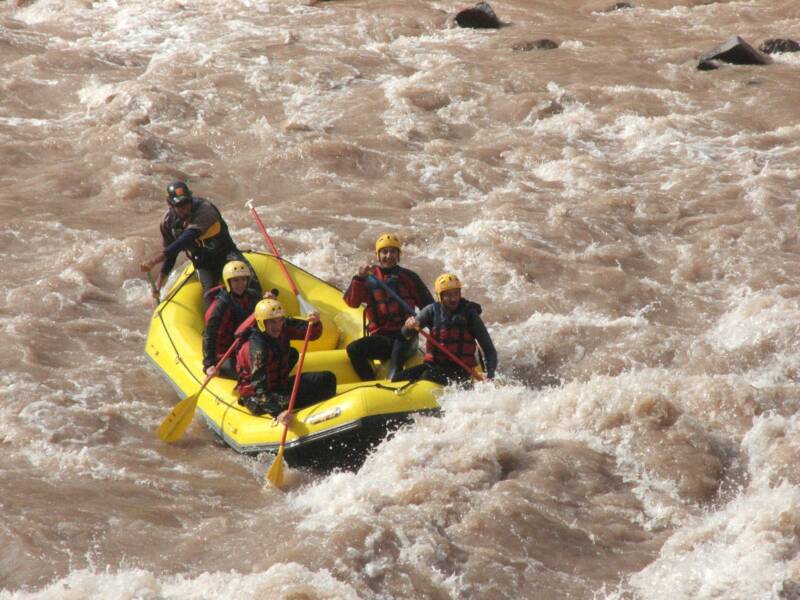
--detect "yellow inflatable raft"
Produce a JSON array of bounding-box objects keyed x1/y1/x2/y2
[{"x1": 145, "y1": 252, "x2": 442, "y2": 469}]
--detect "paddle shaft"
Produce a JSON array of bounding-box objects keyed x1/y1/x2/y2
[
  {"x1": 278, "y1": 323, "x2": 314, "y2": 447},
  {"x1": 198, "y1": 324, "x2": 248, "y2": 392},
  {"x1": 146, "y1": 270, "x2": 159, "y2": 303},
  {"x1": 199, "y1": 314, "x2": 256, "y2": 393},
  {"x1": 157, "y1": 314, "x2": 255, "y2": 442},
  {"x1": 249, "y1": 206, "x2": 300, "y2": 298},
  {"x1": 367, "y1": 275, "x2": 484, "y2": 382}
]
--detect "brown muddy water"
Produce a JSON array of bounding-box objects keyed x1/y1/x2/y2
[{"x1": 1, "y1": 0, "x2": 800, "y2": 598}]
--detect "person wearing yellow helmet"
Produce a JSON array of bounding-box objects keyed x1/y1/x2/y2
[
  {"x1": 202, "y1": 260, "x2": 273, "y2": 378},
  {"x1": 235, "y1": 298, "x2": 336, "y2": 422},
  {"x1": 399, "y1": 273, "x2": 497, "y2": 385},
  {"x1": 343, "y1": 232, "x2": 435, "y2": 380},
  {"x1": 139, "y1": 180, "x2": 261, "y2": 306}
]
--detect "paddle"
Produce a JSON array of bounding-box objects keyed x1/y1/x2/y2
[
  {"x1": 157, "y1": 315, "x2": 255, "y2": 442},
  {"x1": 246, "y1": 199, "x2": 317, "y2": 316},
  {"x1": 366, "y1": 275, "x2": 484, "y2": 382},
  {"x1": 265, "y1": 321, "x2": 315, "y2": 489},
  {"x1": 146, "y1": 271, "x2": 160, "y2": 305}
]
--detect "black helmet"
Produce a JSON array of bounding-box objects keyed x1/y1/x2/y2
[{"x1": 166, "y1": 181, "x2": 192, "y2": 206}]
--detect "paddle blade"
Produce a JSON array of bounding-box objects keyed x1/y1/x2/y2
[
  {"x1": 265, "y1": 446, "x2": 286, "y2": 489},
  {"x1": 156, "y1": 393, "x2": 199, "y2": 442},
  {"x1": 297, "y1": 294, "x2": 317, "y2": 317}
]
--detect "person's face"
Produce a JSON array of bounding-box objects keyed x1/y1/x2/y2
[
  {"x1": 264, "y1": 317, "x2": 284, "y2": 338},
  {"x1": 377, "y1": 247, "x2": 400, "y2": 269},
  {"x1": 229, "y1": 276, "x2": 249, "y2": 295},
  {"x1": 172, "y1": 200, "x2": 192, "y2": 220},
  {"x1": 440, "y1": 288, "x2": 461, "y2": 311}
]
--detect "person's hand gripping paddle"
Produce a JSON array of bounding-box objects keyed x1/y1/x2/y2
[{"x1": 265, "y1": 322, "x2": 314, "y2": 489}]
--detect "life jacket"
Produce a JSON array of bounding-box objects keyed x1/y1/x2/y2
[
  {"x1": 364, "y1": 267, "x2": 417, "y2": 333},
  {"x1": 204, "y1": 288, "x2": 259, "y2": 363},
  {"x1": 166, "y1": 198, "x2": 237, "y2": 266},
  {"x1": 235, "y1": 332, "x2": 291, "y2": 398},
  {"x1": 424, "y1": 300, "x2": 481, "y2": 369},
  {"x1": 203, "y1": 284, "x2": 225, "y2": 306}
]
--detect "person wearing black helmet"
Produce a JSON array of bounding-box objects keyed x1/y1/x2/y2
[{"x1": 139, "y1": 181, "x2": 261, "y2": 304}]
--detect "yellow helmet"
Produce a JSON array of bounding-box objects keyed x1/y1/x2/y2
[
  {"x1": 222, "y1": 260, "x2": 251, "y2": 292},
  {"x1": 434, "y1": 273, "x2": 462, "y2": 300},
  {"x1": 254, "y1": 298, "x2": 287, "y2": 331},
  {"x1": 375, "y1": 233, "x2": 401, "y2": 258}
]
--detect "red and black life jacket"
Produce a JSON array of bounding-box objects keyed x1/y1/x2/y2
[
  {"x1": 364, "y1": 267, "x2": 418, "y2": 333},
  {"x1": 203, "y1": 287, "x2": 259, "y2": 364},
  {"x1": 235, "y1": 333, "x2": 290, "y2": 398},
  {"x1": 424, "y1": 300, "x2": 480, "y2": 369},
  {"x1": 235, "y1": 318, "x2": 320, "y2": 398}
]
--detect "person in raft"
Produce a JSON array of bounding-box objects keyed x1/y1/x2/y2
[
  {"x1": 139, "y1": 180, "x2": 261, "y2": 304},
  {"x1": 203, "y1": 260, "x2": 275, "y2": 379},
  {"x1": 343, "y1": 233, "x2": 435, "y2": 381},
  {"x1": 235, "y1": 298, "x2": 337, "y2": 424},
  {"x1": 397, "y1": 273, "x2": 497, "y2": 385}
]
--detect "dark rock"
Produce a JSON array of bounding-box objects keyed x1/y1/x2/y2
[
  {"x1": 602, "y1": 2, "x2": 634, "y2": 11},
  {"x1": 697, "y1": 59, "x2": 722, "y2": 71},
  {"x1": 455, "y1": 2, "x2": 502, "y2": 29},
  {"x1": 697, "y1": 36, "x2": 772, "y2": 70},
  {"x1": 780, "y1": 578, "x2": 800, "y2": 600},
  {"x1": 512, "y1": 39, "x2": 559, "y2": 51},
  {"x1": 759, "y1": 38, "x2": 800, "y2": 54}
]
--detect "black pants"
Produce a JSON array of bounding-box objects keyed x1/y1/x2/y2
[
  {"x1": 346, "y1": 332, "x2": 417, "y2": 381},
  {"x1": 218, "y1": 357, "x2": 237, "y2": 379},
  {"x1": 239, "y1": 367, "x2": 335, "y2": 417},
  {"x1": 280, "y1": 370, "x2": 338, "y2": 411},
  {"x1": 395, "y1": 362, "x2": 471, "y2": 386},
  {"x1": 197, "y1": 250, "x2": 263, "y2": 307}
]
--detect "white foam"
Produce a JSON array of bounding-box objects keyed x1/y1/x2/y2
[
  {"x1": 622, "y1": 483, "x2": 800, "y2": 600},
  {"x1": 0, "y1": 563, "x2": 360, "y2": 600}
]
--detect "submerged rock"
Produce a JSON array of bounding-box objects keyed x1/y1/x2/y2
[
  {"x1": 512, "y1": 39, "x2": 559, "y2": 51},
  {"x1": 759, "y1": 38, "x2": 800, "y2": 54},
  {"x1": 602, "y1": 2, "x2": 634, "y2": 11},
  {"x1": 697, "y1": 36, "x2": 772, "y2": 71},
  {"x1": 454, "y1": 2, "x2": 502, "y2": 29}
]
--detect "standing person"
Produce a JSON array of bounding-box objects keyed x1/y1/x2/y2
[
  {"x1": 235, "y1": 298, "x2": 337, "y2": 424},
  {"x1": 203, "y1": 260, "x2": 265, "y2": 379},
  {"x1": 343, "y1": 233, "x2": 434, "y2": 381},
  {"x1": 399, "y1": 273, "x2": 497, "y2": 385},
  {"x1": 139, "y1": 181, "x2": 261, "y2": 303}
]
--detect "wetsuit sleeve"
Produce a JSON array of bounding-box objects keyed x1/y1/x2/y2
[
  {"x1": 285, "y1": 318, "x2": 323, "y2": 341},
  {"x1": 402, "y1": 304, "x2": 434, "y2": 339},
  {"x1": 343, "y1": 276, "x2": 368, "y2": 308},
  {"x1": 409, "y1": 271, "x2": 435, "y2": 309},
  {"x1": 163, "y1": 228, "x2": 201, "y2": 264},
  {"x1": 469, "y1": 313, "x2": 497, "y2": 379},
  {"x1": 202, "y1": 300, "x2": 223, "y2": 369}
]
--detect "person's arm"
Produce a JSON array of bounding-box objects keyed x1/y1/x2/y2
[
  {"x1": 202, "y1": 300, "x2": 223, "y2": 371},
  {"x1": 469, "y1": 313, "x2": 497, "y2": 379},
  {"x1": 285, "y1": 314, "x2": 323, "y2": 341},
  {"x1": 140, "y1": 227, "x2": 200, "y2": 281},
  {"x1": 410, "y1": 271, "x2": 435, "y2": 309},
  {"x1": 343, "y1": 272, "x2": 369, "y2": 308},
  {"x1": 402, "y1": 304, "x2": 434, "y2": 338},
  {"x1": 162, "y1": 228, "x2": 201, "y2": 263}
]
